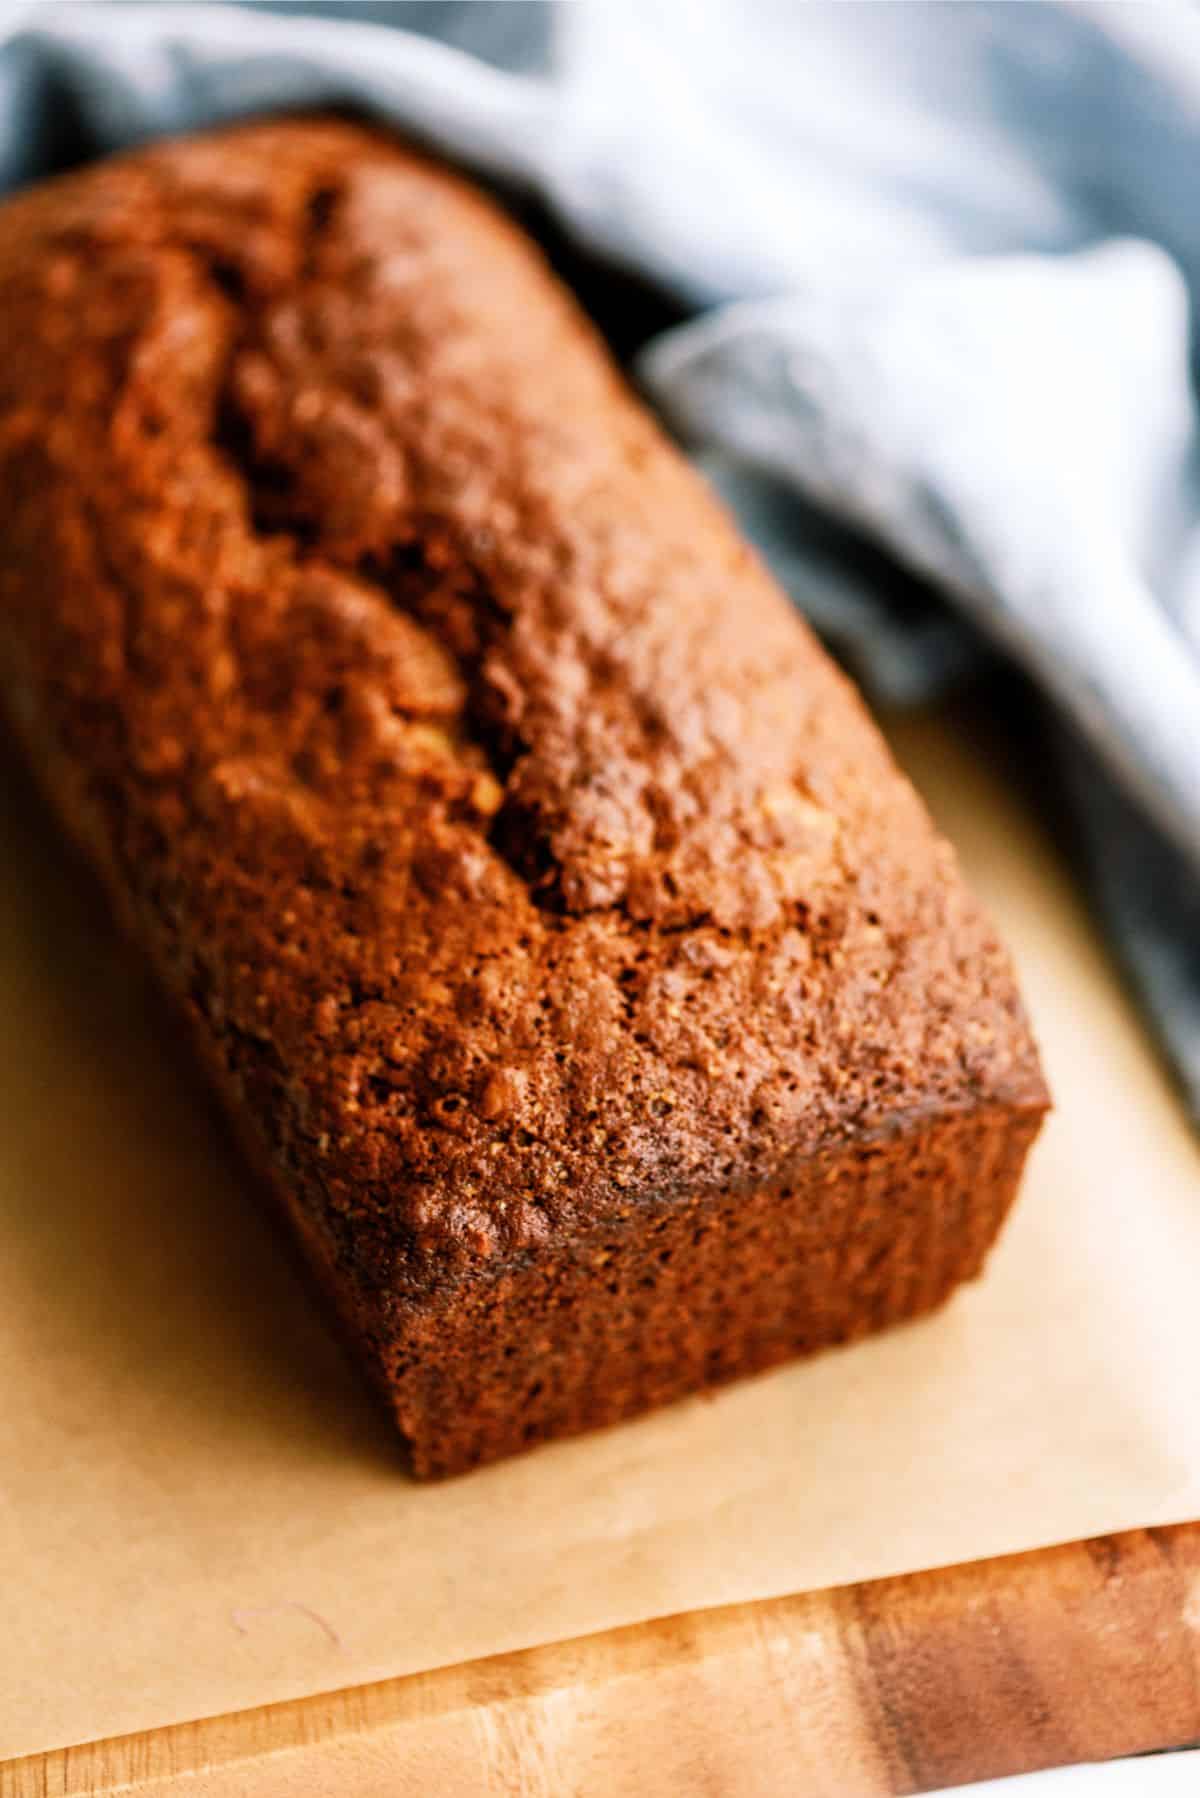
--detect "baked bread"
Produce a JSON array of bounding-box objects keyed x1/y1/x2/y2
[{"x1": 0, "y1": 120, "x2": 1048, "y2": 1476}]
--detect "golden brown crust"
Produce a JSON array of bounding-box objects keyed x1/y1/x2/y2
[{"x1": 0, "y1": 119, "x2": 1047, "y2": 1470}]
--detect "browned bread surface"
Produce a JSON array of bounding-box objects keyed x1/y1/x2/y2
[{"x1": 0, "y1": 120, "x2": 1047, "y2": 1474}]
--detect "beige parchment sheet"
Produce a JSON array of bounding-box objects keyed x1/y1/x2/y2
[{"x1": 1, "y1": 704, "x2": 1198, "y2": 1759}]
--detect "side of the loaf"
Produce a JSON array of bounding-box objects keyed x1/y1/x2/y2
[{"x1": 0, "y1": 120, "x2": 1046, "y2": 1474}]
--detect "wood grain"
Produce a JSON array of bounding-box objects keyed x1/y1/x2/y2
[{"x1": 6, "y1": 1523, "x2": 1199, "y2": 1797}]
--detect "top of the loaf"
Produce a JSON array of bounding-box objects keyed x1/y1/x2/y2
[{"x1": 0, "y1": 119, "x2": 1047, "y2": 1295}]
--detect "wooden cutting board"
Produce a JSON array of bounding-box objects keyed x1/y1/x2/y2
[
  {"x1": 3, "y1": 1524, "x2": 1199, "y2": 1795},
  {"x1": 3, "y1": 698, "x2": 1198, "y2": 1796}
]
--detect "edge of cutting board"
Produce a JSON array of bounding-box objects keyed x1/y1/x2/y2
[{"x1": 5, "y1": 1522, "x2": 1200, "y2": 1797}]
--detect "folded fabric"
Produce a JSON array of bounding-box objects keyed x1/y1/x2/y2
[{"x1": 1, "y1": 0, "x2": 1196, "y2": 1122}]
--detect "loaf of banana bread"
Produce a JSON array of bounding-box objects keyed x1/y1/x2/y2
[{"x1": 0, "y1": 120, "x2": 1047, "y2": 1476}]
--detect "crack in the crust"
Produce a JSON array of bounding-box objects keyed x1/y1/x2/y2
[
  {"x1": 203, "y1": 240, "x2": 583, "y2": 913},
  {"x1": 364, "y1": 543, "x2": 525, "y2": 775},
  {"x1": 198, "y1": 173, "x2": 581, "y2": 904},
  {"x1": 200, "y1": 175, "x2": 844, "y2": 945},
  {"x1": 301, "y1": 185, "x2": 340, "y2": 276},
  {"x1": 196, "y1": 171, "x2": 739, "y2": 928},
  {"x1": 214, "y1": 388, "x2": 312, "y2": 546},
  {"x1": 215, "y1": 384, "x2": 567, "y2": 910}
]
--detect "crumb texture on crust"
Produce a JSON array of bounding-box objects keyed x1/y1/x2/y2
[{"x1": 0, "y1": 120, "x2": 1046, "y2": 1295}]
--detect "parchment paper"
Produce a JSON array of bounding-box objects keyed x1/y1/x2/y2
[{"x1": 2, "y1": 704, "x2": 1198, "y2": 1760}]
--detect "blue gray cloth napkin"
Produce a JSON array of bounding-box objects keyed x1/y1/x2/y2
[{"x1": 2, "y1": 0, "x2": 1197, "y2": 1123}]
